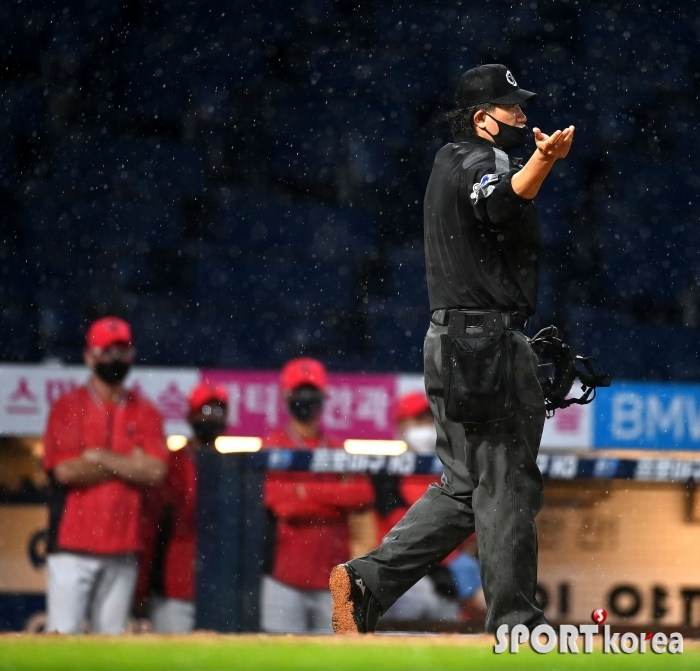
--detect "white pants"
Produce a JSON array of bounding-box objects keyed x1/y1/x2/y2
[
  {"x1": 149, "y1": 596, "x2": 195, "y2": 633},
  {"x1": 46, "y1": 552, "x2": 138, "y2": 634},
  {"x1": 383, "y1": 576, "x2": 460, "y2": 621},
  {"x1": 260, "y1": 575, "x2": 332, "y2": 633}
]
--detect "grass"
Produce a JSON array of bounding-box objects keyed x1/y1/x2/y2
[{"x1": 0, "y1": 634, "x2": 698, "y2": 671}]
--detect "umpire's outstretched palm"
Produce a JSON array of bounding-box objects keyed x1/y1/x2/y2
[{"x1": 533, "y1": 126, "x2": 575, "y2": 160}]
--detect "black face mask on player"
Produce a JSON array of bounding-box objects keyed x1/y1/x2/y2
[
  {"x1": 287, "y1": 386, "x2": 324, "y2": 423},
  {"x1": 483, "y1": 113, "x2": 529, "y2": 150},
  {"x1": 192, "y1": 420, "x2": 226, "y2": 446},
  {"x1": 94, "y1": 361, "x2": 131, "y2": 385}
]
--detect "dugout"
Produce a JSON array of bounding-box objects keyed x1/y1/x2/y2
[
  {"x1": 2, "y1": 365, "x2": 700, "y2": 633},
  {"x1": 3, "y1": 437, "x2": 700, "y2": 634}
]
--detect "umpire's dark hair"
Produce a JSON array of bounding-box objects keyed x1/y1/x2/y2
[{"x1": 446, "y1": 102, "x2": 496, "y2": 137}]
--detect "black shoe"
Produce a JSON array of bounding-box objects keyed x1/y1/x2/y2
[{"x1": 329, "y1": 563, "x2": 382, "y2": 634}]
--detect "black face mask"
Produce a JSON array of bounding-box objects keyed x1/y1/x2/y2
[
  {"x1": 288, "y1": 388, "x2": 324, "y2": 423},
  {"x1": 192, "y1": 420, "x2": 226, "y2": 446},
  {"x1": 483, "y1": 113, "x2": 529, "y2": 150},
  {"x1": 94, "y1": 361, "x2": 130, "y2": 385}
]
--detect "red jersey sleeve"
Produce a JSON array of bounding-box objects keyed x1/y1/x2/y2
[
  {"x1": 264, "y1": 473, "x2": 340, "y2": 522},
  {"x1": 261, "y1": 430, "x2": 374, "y2": 521},
  {"x1": 301, "y1": 475, "x2": 375, "y2": 510},
  {"x1": 309, "y1": 434, "x2": 374, "y2": 510},
  {"x1": 263, "y1": 472, "x2": 374, "y2": 523},
  {"x1": 43, "y1": 394, "x2": 83, "y2": 472},
  {"x1": 169, "y1": 450, "x2": 197, "y2": 537},
  {"x1": 136, "y1": 399, "x2": 169, "y2": 464}
]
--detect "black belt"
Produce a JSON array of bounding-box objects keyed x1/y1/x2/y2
[{"x1": 430, "y1": 309, "x2": 528, "y2": 333}]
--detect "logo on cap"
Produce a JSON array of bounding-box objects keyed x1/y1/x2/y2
[{"x1": 506, "y1": 70, "x2": 517, "y2": 87}]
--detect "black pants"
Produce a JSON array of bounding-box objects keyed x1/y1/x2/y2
[{"x1": 349, "y1": 322, "x2": 547, "y2": 632}]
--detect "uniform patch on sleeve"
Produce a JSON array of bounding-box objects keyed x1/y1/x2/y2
[{"x1": 470, "y1": 173, "x2": 500, "y2": 202}]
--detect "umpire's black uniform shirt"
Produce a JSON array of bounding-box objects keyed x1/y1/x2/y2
[{"x1": 424, "y1": 135, "x2": 541, "y2": 315}]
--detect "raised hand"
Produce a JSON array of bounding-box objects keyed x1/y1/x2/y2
[
  {"x1": 510, "y1": 125, "x2": 576, "y2": 198},
  {"x1": 533, "y1": 126, "x2": 575, "y2": 160}
]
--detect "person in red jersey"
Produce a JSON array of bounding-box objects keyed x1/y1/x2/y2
[
  {"x1": 260, "y1": 357, "x2": 375, "y2": 633},
  {"x1": 136, "y1": 382, "x2": 229, "y2": 633},
  {"x1": 43, "y1": 317, "x2": 168, "y2": 634}
]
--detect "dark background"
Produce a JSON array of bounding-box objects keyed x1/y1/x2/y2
[{"x1": 1, "y1": 0, "x2": 699, "y2": 378}]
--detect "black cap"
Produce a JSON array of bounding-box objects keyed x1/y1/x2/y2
[{"x1": 456, "y1": 64, "x2": 538, "y2": 108}]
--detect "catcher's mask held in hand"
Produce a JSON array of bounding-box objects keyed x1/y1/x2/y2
[{"x1": 528, "y1": 326, "x2": 612, "y2": 416}]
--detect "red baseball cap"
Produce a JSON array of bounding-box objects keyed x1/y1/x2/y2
[
  {"x1": 280, "y1": 357, "x2": 327, "y2": 392},
  {"x1": 189, "y1": 382, "x2": 230, "y2": 412},
  {"x1": 86, "y1": 317, "x2": 132, "y2": 351},
  {"x1": 395, "y1": 391, "x2": 431, "y2": 422}
]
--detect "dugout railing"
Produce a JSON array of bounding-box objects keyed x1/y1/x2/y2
[
  {"x1": 3, "y1": 445, "x2": 700, "y2": 631},
  {"x1": 195, "y1": 449, "x2": 700, "y2": 633}
]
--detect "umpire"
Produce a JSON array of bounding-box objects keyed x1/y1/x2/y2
[{"x1": 330, "y1": 64, "x2": 574, "y2": 634}]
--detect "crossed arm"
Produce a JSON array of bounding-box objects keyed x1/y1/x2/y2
[
  {"x1": 264, "y1": 473, "x2": 375, "y2": 523},
  {"x1": 53, "y1": 448, "x2": 167, "y2": 487}
]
